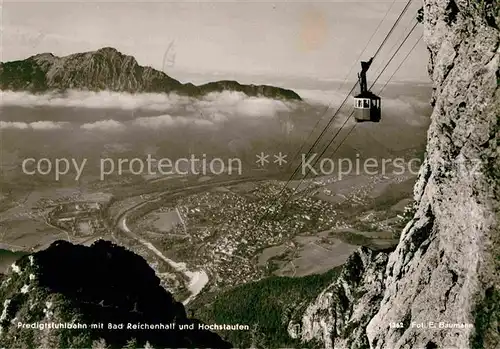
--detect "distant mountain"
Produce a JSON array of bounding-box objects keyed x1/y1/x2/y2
[
  {"x1": 0, "y1": 240, "x2": 231, "y2": 349},
  {"x1": 0, "y1": 47, "x2": 301, "y2": 100}
]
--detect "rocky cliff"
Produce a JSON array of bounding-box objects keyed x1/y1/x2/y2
[
  {"x1": 0, "y1": 240, "x2": 231, "y2": 349},
  {"x1": 0, "y1": 47, "x2": 301, "y2": 100},
  {"x1": 290, "y1": 1, "x2": 499, "y2": 348},
  {"x1": 287, "y1": 247, "x2": 389, "y2": 349}
]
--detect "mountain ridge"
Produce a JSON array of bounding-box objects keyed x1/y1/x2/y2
[
  {"x1": 0, "y1": 46, "x2": 302, "y2": 100},
  {"x1": 0, "y1": 239, "x2": 232, "y2": 349}
]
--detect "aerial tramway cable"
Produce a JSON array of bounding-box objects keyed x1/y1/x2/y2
[
  {"x1": 282, "y1": 0, "x2": 395, "y2": 175},
  {"x1": 265, "y1": 0, "x2": 398, "y2": 213},
  {"x1": 372, "y1": 5, "x2": 419, "y2": 81},
  {"x1": 378, "y1": 34, "x2": 423, "y2": 95},
  {"x1": 277, "y1": 21, "x2": 421, "y2": 211},
  {"x1": 256, "y1": 0, "x2": 415, "y2": 225}
]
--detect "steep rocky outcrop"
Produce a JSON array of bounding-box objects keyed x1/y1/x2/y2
[
  {"x1": 0, "y1": 47, "x2": 301, "y2": 100},
  {"x1": 0, "y1": 240, "x2": 231, "y2": 349},
  {"x1": 366, "y1": 1, "x2": 499, "y2": 348},
  {"x1": 288, "y1": 247, "x2": 389, "y2": 349},
  {"x1": 290, "y1": 2, "x2": 499, "y2": 348}
]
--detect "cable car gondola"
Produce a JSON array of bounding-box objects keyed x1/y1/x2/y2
[{"x1": 353, "y1": 57, "x2": 381, "y2": 122}]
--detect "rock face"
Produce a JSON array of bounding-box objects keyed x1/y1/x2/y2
[
  {"x1": 291, "y1": 2, "x2": 499, "y2": 348},
  {"x1": 0, "y1": 240, "x2": 231, "y2": 349},
  {"x1": 367, "y1": 1, "x2": 499, "y2": 347},
  {"x1": 0, "y1": 47, "x2": 301, "y2": 100},
  {"x1": 288, "y1": 247, "x2": 389, "y2": 349}
]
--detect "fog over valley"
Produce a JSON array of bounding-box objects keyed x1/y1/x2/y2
[{"x1": 0, "y1": 82, "x2": 431, "y2": 185}]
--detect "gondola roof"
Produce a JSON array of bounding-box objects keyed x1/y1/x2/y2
[{"x1": 354, "y1": 90, "x2": 381, "y2": 99}]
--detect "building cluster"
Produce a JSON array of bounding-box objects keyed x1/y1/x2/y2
[
  {"x1": 167, "y1": 182, "x2": 340, "y2": 287},
  {"x1": 48, "y1": 202, "x2": 106, "y2": 237}
]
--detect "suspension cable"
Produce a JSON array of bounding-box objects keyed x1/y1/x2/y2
[
  {"x1": 274, "y1": 20, "x2": 420, "y2": 213},
  {"x1": 289, "y1": 35, "x2": 422, "y2": 209},
  {"x1": 378, "y1": 34, "x2": 423, "y2": 95},
  {"x1": 256, "y1": 0, "x2": 415, "y2": 225},
  {"x1": 264, "y1": 0, "x2": 397, "y2": 208}
]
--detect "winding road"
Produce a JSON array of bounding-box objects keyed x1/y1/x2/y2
[
  {"x1": 119, "y1": 217, "x2": 208, "y2": 305},
  {"x1": 114, "y1": 175, "x2": 271, "y2": 304}
]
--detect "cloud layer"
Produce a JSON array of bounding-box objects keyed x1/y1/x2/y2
[
  {"x1": 0, "y1": 89, "x2": 298, "y2": 132},
  {"x1": 132, "y1": 114, "x2": 215, "y2": 129},
  {"x1": 81, "y1": 119, "x2": 126, "y2": 132},
  {"x1": 0, "y1": 89, "x2": 295, "y2": 113},
  {"x1": 0, "y1": 88, "x2": 430, "y2": 133},
  {"x1": 0, "y1": 121, "x2": 67, "y2": 130}
]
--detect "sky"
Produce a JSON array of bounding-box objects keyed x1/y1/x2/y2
[{"x1": 0, "y1": 0, "x2": 429, "y2": 87}]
